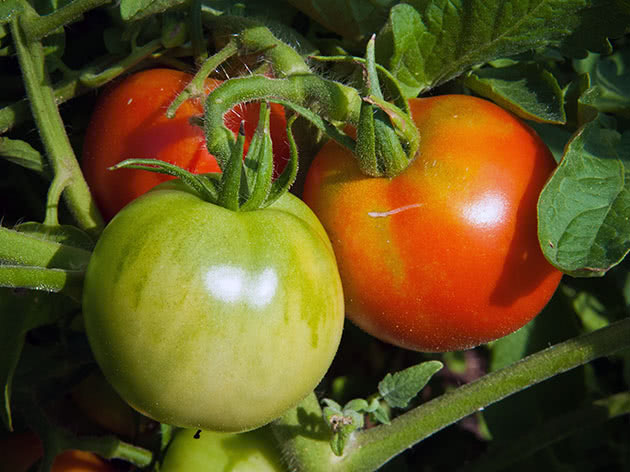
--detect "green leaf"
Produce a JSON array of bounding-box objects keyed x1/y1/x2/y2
[
  {"x1": 528, "y1": 121, "x2": 573, "y2": 163},
  {"x1": 462, "y1": 64, "x2": 566, "y2": 124},
  {"x1": 369, "y1": 402, "x2": 391, "y2": 425},
  {"x1": 578, "y1": 49, "x2": 630, "y2": 118},
  {"x1": 538, "y1": 118, "x2": 630, "y2": 277},
  {"x1": 375, "y1": 1, "x2": 630, "y2": 97},
  {"x1": 0, "y1": 289, "x2": 73, "y2": 430},
  {"x1": 119, "y1": 0, "x2": 188, "y2": 21},
  {"x1": 0, "y1": 137, "x2": 48, "y2": 177},
  {"x1": 286, "y1": 0, "x2": 397, "y2": 41},
  {"x1": 572, "y1": 292, "x2": 610, "y2": 332},
  {"x1": 378, "y1": 360, "x2": 442, "y2": 409}
]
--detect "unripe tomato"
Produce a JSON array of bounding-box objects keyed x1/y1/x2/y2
[
  {"x1": 161, "y1": 428, "x2": 284, "y2": 471},
  {"x1": 81, "y1": 68, "x2": 289, "y2": 220},
  {"x1": 82, "y1": 181, "x2": 344, "y2": 432},
  {"x1": 303, "y1": 95, "x2": 563, "y2": 352}
]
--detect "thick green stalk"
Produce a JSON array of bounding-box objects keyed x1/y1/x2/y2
[
  {"x1": 0, "y1": 227, "x2": 91, "y2": 270},
  {"x1": 1, "y1": 38, "x2": 162, "y2": 133},
  {"x1": 21, "y1": 0, "x2": 112, "y2": 41},
  {"x1": 0, "y1": 265, "x2": 84, "y2": 302},
  {"x1": 204, "y1": 74, "x2": 361, "y2": 167},
  {"x1": 11, "y1": 11, "x2": 104, "y2": 236},
  {"x1": 272, "y1": 393, "x2": 339, "y2": 472},
  {"x1": 338, "y1": 317, "x2": 630, "y2": 471}
]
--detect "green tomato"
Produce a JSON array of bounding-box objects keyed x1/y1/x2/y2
[
  {"x1": 161, "y1": 427, "x2": 284, "y2": 471},
  {"x1": 82, "y1": 181, "x2": 344, "y2": 432}
]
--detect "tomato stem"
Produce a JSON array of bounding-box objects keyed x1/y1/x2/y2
[
  {"x1": 202, "y1": 15, "x2": 312, "y2": 77},
  {"x1": 0, "y1": 266, "x2": 84, "y2": 302},
  {"x1": 204, "y1": 74, "x2": 361, "y2": 167},
  {"x1": 20, "y1": 0, "x2": 112, "y2": 42},
  {"x1": 0, "y1": 227, "x2": 92, "y2": 270},
  {"x1": 11, "y1": 11, "x2": 105, "y2": 237},
  {"x1": 1, "y1": 37, "x2": 162, "y2": 134},
  {"x1": 336, "y1": 317, "x2": 630, "y2": 471},
  {"x1": 166, "y1": 38, "x2": 239, "y2": 119}
]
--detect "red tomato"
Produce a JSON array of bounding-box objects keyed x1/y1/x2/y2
[
  {"x1": 81, "y1": 68, "x2": 289, "y2": 220},
  {"x1": 303, "y1": 95, "x2": 563, "y2": 352}
]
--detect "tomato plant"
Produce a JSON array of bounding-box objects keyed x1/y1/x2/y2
[
  {"x1": 303, "y1": 95, "x2": 563, "y2": 352},
  {"x1": 81, "y1": 180, "x2": 344, "y2": 432},
  {"x1": 70, "y1": 372, "x2": 141, "y2": 438},
  {"x1": 50, "y1": 450, "x2": 115, "y2": 472},
  {"x1": 0, "y1": 433, "x2": 114, "y2": 472},
  {"x1": 161, "y1": 427, "x2": 284, "y2": 471},
  {"x1": 3, "y1": 1, "x2": 630, "y2": 471},
  {"x1": 81, "y1": 68, "x2": 289, "y2": 220}
]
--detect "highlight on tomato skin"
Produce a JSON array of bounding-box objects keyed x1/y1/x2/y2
[
  {"x1": 80, "y1": 68, "x2": 290, "y2": 221},
  {"x1": 303, "y1": 94, "x2": 563, "y2": 352}
]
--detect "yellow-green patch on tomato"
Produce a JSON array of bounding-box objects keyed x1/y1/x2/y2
[
  {"x1": 82, "y1": 182, "x2": 344, "y2": 432},
  {"x1": 161, "y1": 427, "x2": 284, "y2": 472}
]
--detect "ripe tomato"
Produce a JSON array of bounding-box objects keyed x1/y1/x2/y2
[
  {"x1": 0, "y1": 433, "x2": 114, "y2": 472},
  {"x1": 81, "y1": 68, "x2": 289, "y2": 220},
  {"x1": 303, "y1": 94, "x2": 563, "y2": 352},
  {"x1": 161, "y1": 427, "x2": 284, "y2": 471},
  {"x1": 82, "y1": 181, "x2": 344, "y2": 432}
]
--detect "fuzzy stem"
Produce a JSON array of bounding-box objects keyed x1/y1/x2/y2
[
  {"x1": 21, "y1": 0, "x2": 112, "y2": 41},
  {"x1": 0, "y1": 227, "x2": 92, "y2": 270},
  {"x1": 204, "y1": 74, "x2": 361, "y2": 167},
  {"x1": 11, "y1": 12, "x2": 104, "y2": 236},
  {"x1": 338, "y1": 317, "x2": 630, "y2": 471},
  {"x1": 0, "y1": 265, "x2": 84, "y2": 302}
]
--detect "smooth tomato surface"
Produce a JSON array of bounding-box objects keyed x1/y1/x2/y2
[
  {"x1": 81, "y1": 68, "x2": 289, "y2": 220},
  {"x1": 161, "y1": 427, "x2": 284, "y2": 471},
  {"x1": 82, "y1": 182, "x2": 344, "y2": 432},
  {"x1": 303, "y1": 95, "x2": 563, "y2": 352}
]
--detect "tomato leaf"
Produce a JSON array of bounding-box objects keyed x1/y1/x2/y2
[
  {"x1": 575, "y1": 49, "x2": 630, "y2": 118},
  {"x1": 0, "y1": 137, "x2": 48, "y2": 178},
  {"x1": 538, "y1": 117, "x2": 630, "y2": 277},
  {"x1": 119, "y1": 0, "x2": 187, "y2": 21},
  {"x1": 286, "y1": 0, "x2": 396, "y2": 41},
  {"x1": 461, "y1": 64, "x2": 566, "y2": 124},
  {"x1": 378, "y1": 360, "x2": 442, "y2": 409},
  {"x1": 376, "y1": 1, "x2": 630, "y2": 97},
  {"x1": 0, "y1": 289, "x2": 72, "y2": 430}
]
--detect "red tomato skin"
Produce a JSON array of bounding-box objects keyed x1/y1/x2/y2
[
  {"x1": 303, "y1": 95, "x2": 563, "y2": 352},
  {"x1": 81, "y1": 68, "x2": 289, "y2": 220}
]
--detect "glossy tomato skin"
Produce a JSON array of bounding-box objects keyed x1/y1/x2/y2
[
  {"x1": 161, "y1": 427, "x2": 284, "y2": 472},
  {"x1": 81, "y1": 68, "x2": 289, "y2": 220},
  {"x1": 82, "y1": 183, "x2": 344, "y2": 432},
  {"x1": 303, "y1": 95, "x2": 563, "y2": 352}
]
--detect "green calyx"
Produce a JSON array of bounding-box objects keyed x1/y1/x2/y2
[
  {"x1": 112, "y1": 103, "x2": 298, "y2": 212},
  {"x1": 355, "y1": 36, "x2": 420, "y2": 178}
]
